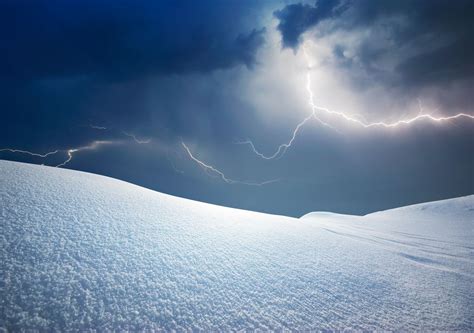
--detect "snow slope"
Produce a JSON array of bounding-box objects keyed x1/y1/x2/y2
[{"x1": 1, "y1": 160, "x2": 473, "y2": 330}]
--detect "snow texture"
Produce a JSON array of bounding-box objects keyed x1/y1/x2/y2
[{"x1": 1, "y1": 160, "x2": 473, "y2": 330}]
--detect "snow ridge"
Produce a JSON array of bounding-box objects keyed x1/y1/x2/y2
[{"x1": 1, "y1": 160, "x2": 473, "y2": 330}]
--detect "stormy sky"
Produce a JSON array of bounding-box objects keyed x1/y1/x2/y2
[{"x1": 1, "y1": 0, "x2": 473, "y2": 217}]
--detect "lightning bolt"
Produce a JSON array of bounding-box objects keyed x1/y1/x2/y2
[
  {"x1": 1, "y1": 140, "x2": 122, "y2": 168},
  {"x1": 181, "y1": 142, "x2": 279, "y2": 186},
  {"x1": 240, "y1": 43, "x2": 474, "y2": 160},
  {"x1": 89, "y1": 125, "x2": 107, "y2": 130},
  {"x1": 310, "y1": 104, "x2": 474, "y2": 128},
  {"x1": 0, "y1": 148, "x2": 59, "y2": 158},
  {"x1": 122, "y1": 131, "x2": 152, "y2": 144},
  {"x1": 234, "y1": 111, "x2": 315, "y2": 160},
  {"x1": 167, "y1": 149, "x2": 185, "y2": 174},
  {"x1": 55, "y1": 140, "x2": 120, "y2": 167}
]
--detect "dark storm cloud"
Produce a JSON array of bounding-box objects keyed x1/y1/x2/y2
[
  {"x1": 0, "y1": 0, "x2": 267, "y2": 149},
  {"x1": 273, "y1": 0, "x2": 345, "y2": 49},
  {"x1": 0, "y1": 0, "x2": 266, "y2": 81},
  {"x1": 274, "y1": 0, "x2": 474, "y2": 92},
  {"x1": 395, "y1": 38, "x2": 474, "y2": 88}
]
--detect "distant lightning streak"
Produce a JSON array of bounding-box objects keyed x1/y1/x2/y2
[
  {"x1": 55, "y1": 140, "x2": 119, "y2": 167},
  {"x1": 122, "y1": 131, "x2": 152, "y2": 144},
  {"x1": 167, "y1": 149, "x2": 184, "y2": 174},
  {"x1": 181, "y1": 142, "x2": 279, "y2": 186},
  {"x1": 90, "y1": 125, "x2": 107, "y2": 130},
  {"x1": 2, "y1": 128, "x2": 154, "y2": 170},
  {"x1": 241, "y1": 43, "x2": 474, "y2": 160},
  {"x1": 182, "y1": 142, "x2": 232, "y2": 183},
  {"x1": 1, "y1": 140, "x2": 121, "y2": 168},
  {"x1": 0, "y1": 148, "x2": 59, "y2": 158}
]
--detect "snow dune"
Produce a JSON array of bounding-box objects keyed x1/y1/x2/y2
[{"x1": 1, "y1": 160, "x2": 473, "y2": 330}]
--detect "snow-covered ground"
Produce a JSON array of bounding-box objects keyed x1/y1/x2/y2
[{"x1": 1, "y1": 160, "x2": 473, "y2": 330}]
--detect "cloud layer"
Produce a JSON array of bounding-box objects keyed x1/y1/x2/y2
[{"x1": 274, "y1": 0, "x2": 474, "y2": 106}]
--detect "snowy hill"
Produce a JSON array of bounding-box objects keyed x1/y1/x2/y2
[{"x1": 1, "y1": 160, "x2": 473, "y2": 330}]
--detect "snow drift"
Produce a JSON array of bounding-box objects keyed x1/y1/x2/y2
[{"x1": 1, "y1": 160, "x2": 473, "y2": 330}]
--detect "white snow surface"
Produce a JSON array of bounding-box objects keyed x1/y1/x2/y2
[{"x1": 1, "y1": 160, "x2": 473, "y2": 330}]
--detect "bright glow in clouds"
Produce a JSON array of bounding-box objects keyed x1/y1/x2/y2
[
  {"x1": 240, "y1": 41, "x2": 474, "y2": 160},
  {"x1": 181, "y1": 142, "x2": 279, "y2": 186}
]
